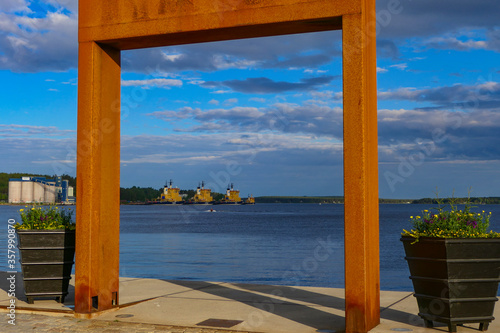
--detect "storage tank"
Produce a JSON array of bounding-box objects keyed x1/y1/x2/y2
[
  {"x1": 44, "y1": 183, "x2": 57, "y2": 203},
  {"x1": 61, "y1": 180, "x2": 69, "y2": 202},
  {"x1": 8, "y1": 181, "x2": 22, "y2": 203},
  {"x1": 21, "y1": 181, "x2": 34, "y2": 203},
  {"x1": 33, "y1": 182, "x2": 45, "y2": 202}
]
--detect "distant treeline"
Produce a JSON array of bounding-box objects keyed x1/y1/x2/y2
[
  {"x1": 254, "y1": 196, "x2": 500, "y2": 204},
  {"x1": 411, "y1": 197, "x2": 500, "y2": 205},
  {"x1": 255, "y1": 196, "x2": 409, "y2": 204},
  {"x1": 256, "y1": 196, "x2": 345, "y2": 204},
  {"x1": 0, "y1": 172, "x2": 76, "y2": 201},
  {"x1": 120, "y1": 186, "x2": 162, "y2": 202}
]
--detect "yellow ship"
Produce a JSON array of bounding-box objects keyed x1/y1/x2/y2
[
  {"x1": 192, "y1": 181, "x2": 214, "y2": 204},
  {"x1": 160, "y1": 180, "x2": 183, "y2": 204},
  {"x1": 244, "y1": 194, "x2": 255, "y2": 205},
  {"x1": 219, "y1": 183, "x2": 243, "y2": 204}
]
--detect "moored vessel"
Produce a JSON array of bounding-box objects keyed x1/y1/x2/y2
[
  {"x1": 159, "y1": 179, "x2": 184, "y2": 204},
  {"x1": 186, "y1": 181, "x2": 214, "y2": 205},
  {"x1": 217, "y1": 183, "x2": 243, "y2": 205},
  {"x1": 244, "y1": 194, "x2": 255, "y2": 205}
]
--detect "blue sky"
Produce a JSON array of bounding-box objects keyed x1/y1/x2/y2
[{"x1": 1, "y1": 0, "x2": 500, "y2": 199}]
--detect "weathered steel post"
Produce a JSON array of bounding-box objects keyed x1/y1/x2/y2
[
  {"x1": 76, "y1": 41, "x2": 121, "y2": 315},
  {"x1": 343, "y1": 1, "x2": 380, "y2": 331}
]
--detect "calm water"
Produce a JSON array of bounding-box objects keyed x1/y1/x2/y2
[{"x1": 2, "y1": 203, "x2": 500, "y2": 291}]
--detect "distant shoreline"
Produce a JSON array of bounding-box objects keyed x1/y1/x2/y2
[
  {"x1": 2, "y1": 196, "x2": 500, "y2": 205},
  {"x1": 254, "y1": 196, "x2": 500, "y2": 205}
]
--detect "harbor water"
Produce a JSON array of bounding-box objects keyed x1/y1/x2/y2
[{"x1": 1, "y1": 203, "x2": 500, "y2": 291}]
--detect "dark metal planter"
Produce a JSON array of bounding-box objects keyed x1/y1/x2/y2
[
  {"x1": 17, "y1": 229, "x2": 75, "y2": 304},
  {"x1": 401, "y1": 236, "x2": 500, "y2": 332}
]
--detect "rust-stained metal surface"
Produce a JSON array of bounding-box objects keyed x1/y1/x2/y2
[
  {"x1": 342, "y1": 0, "x2": 380, "y2": 331},
  {"x1": 79, "y1": 0, "x2": 354, "y2": 49},
  {"x1": 77, "y1": 0, "x2": 379, "y2": 331},
  {"x1": 76, "y1": 42, "x2": 121, "y2": 315}
]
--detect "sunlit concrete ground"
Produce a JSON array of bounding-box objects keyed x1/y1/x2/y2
[{"x1": 0, "y1": 272, "x2": 497, "y2": 332}]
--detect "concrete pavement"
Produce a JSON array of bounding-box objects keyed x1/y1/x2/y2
[{"x1": 0, "y1": 272, "x2": 498, "y2": 332}]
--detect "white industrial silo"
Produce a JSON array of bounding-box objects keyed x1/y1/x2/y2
[
  {"x1": 21, "y1": 180, "x2": 34, "y2": 203},
  {"x1": 33, "y1": 182, "x2": 45, "y2": 202},
  {"x1": 8, "y1": 180, "x2": 22, "y2": 203},
  {"x1": 44, "y1": 182, "x2": 57, "y2": 203}
]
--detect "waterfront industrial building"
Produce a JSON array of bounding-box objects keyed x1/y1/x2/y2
[{"x1": 8, "y1": 176, "x2": 75, "y2": 204}]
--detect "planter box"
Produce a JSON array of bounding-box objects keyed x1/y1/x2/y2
[
  {"x1": 401, "y1": 236, "x2": 500, "y2": 332},
  {"x1": 17, "y1": 229, "x2": 75, "y2": 304}
]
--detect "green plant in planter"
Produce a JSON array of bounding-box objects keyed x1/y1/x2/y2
[
  {"x1": 15, "y1": 205, "x2": 75, "y2": 230},
  {"x1": 401, "y1": 192, "x2": 500, "y2": 332},
  {"x1": 402, "y1": 197, "x2": 500, "y2": 242},
  {"x1": 15, "y1": 205, "x2": 76, "y2": 304}
]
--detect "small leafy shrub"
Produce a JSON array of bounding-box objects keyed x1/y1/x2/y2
[
  {"x1": 15, "y1": 205, "x2": 75, "y2": 230},
  {"x1": 402, "y1": 197, "x2": 500, "y2": 242}
]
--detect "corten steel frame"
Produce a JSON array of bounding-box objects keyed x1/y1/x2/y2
[{"x1": 77, "y1": 0, "x2": 379, "y2": 332}]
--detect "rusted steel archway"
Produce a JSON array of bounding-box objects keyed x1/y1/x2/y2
[{"x1": 76, "y1": 1, "x2": 379, "y2": 332}]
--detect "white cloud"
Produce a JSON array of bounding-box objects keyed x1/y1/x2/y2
[
  {"x1": 120, "y1": 132, "x2": 341, "y2": 166},
  {"x1": 147, "y1": 103, "x2": 343, "y2": 138},
  {"x1": 0, "y1": 124, "x2": 74, "y2": 138},
  {"x1": 223, "y1": 98, "x2": 238, "y2": 106},
  {"x1": 0, "y1": 0, "x2": 29, "y2": 13},
  {"x1": 377, "y1": 67, "x2": 388, "y2": 73},
  {"x1": 0, "y1": 128, "x2": 76, "y2": 175},
  {"x1": 45, "y1": 0, "x2": 78, "y2": 12},
  {"x1": 310, "y1": 90, "x2": 334, "y2": 99},
  {"x1": 6, "y1": 35, "x2": 35, "y2": 50},
  {"x1": 161, "y1": 52, "x2": 184, "y2": 62},
  {"x1": 188, "y1": 79, "x2": 205, "y2": 85},
  {"x1": 378, "y1": 87, "x2": 418, "y2": 100},
  {"x1": 0, "y1": 9, "x2": 77, "y2": 72},
  {"x1": 32, "y1": 159, "x2": 75, "y2": 165},
  {"x1": 389, "y1": 63, "x2": 408, "y2": 71},
  {"x1": 212, "y1": 54, "x2": 260, "y2": 70},
  {"x1": 249, "y1": 97, "x2": 266, "y2": 103},
  {"x1": 378, "y1": 81, "x2": 500, "y2": 106},
  {"x1": 304, "y1": 69, "x2": 328, "y2": 74},
  {"x1": 425, "y1": 36, "x2": 488, "y2": 51},
  {"x1": 121, "y1": 78, "x2": 183, "y2": 88},
  {"x1": 376, "y1": 1, "x2": 500, "y2": 40}
]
